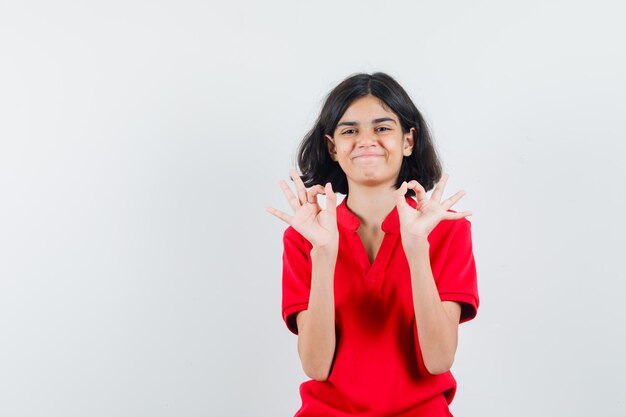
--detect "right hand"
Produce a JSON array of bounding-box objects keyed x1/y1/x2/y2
[{"x1": 266, "y1": 168, "x2": 339, "y2": 249}]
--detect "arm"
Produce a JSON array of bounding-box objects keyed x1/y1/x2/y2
[
  {"x1": 295, "y1": 245, "x2": 337, "y2": 381},
  {"x1": 267, "y1": 168, "x2": 339, "y2": 381},
  {"x1": 392, "y1": 175, "x2": 471, "y2": 376},
  {"x1": 406, "y1": 238, "x2": 462, "y2": 375}
]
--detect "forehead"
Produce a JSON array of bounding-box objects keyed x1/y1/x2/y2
[{"x1": 339, "y1": 95, "x2": 398, "y2": 122}]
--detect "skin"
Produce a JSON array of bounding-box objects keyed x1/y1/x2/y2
[{"x1": 266, "y1": 94, "x2": 472, "y2": 379}]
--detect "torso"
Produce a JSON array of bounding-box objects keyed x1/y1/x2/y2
[{"x1": 282, "y1": 196, "x2": 477, "y2": 415}]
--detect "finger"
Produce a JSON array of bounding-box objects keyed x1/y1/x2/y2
[
  {"x1": 393, "y1": 181, "x2": 411, "y2": 207},
  {"x1": 431, "y1": 173, "x2": 449, "y2": 202},
  {"x1": 443, "y1": 210, "x2": 472, "y2": 220},
  {"x1": 289, "y1": 168, "x2": 307, "y2": 205},
  {"x1": 279, "y1": 179, "x2": 302, "y2": 212},
  {"x1": 324, "y1": 182, "x2": 337, "y2": 216},
  {"x1": 265, "y1": 206, "x2": 293, "y2": 225},
  {"x1": 307, "y1": 184, "x2": 326, "y2": 204},
  {"x1": 407, "y1": 180, "x2": 427, "y2": 201},
  {"x1": 441, "y1": 190, "x2": 466, "y2": 210}
]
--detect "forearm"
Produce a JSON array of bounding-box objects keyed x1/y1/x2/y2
[
  {"x1": 297, "y1": 246, "x2": 337, "y2": 381},
  {"x1": 406, "y1": 240, "x2": 458, "y2": 375}
]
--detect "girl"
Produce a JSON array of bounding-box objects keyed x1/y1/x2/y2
[{"x1": 266, "y1": 72, "x2": 479, "y2": 417}]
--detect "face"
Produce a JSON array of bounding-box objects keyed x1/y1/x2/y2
[{"x1": 325, "y1": 95, "x2": 415, "y2": 190}]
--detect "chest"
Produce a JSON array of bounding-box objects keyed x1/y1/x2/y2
[
  {"x1": 357, "y1": 228, "x2": 385, "y2": 266},
  {"x1": 333, "y1": 229, "x2": 415, "y2": 335},
  {"x1": 332, "y1": 225, "x2": 448, "y2": 295}
]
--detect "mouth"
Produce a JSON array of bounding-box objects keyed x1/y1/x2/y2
[{"x1": 353, "y1": 154, "x2": 384, "y2": 160}]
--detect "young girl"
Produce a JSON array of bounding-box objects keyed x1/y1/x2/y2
[{"x1": 266, "y1": 72, "x2": 479, "y2": 417}]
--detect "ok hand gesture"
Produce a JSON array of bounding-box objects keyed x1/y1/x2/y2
[
  {"x1": 394, "y1": 173, "x2": 472, "y2": 246},
  {"x1": 266, "y1": 168, "x2": 339, "y2": 249}
]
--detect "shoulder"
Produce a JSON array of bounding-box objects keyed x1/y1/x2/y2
[
  {"x1": 283, "y1": 226, "x2": 313, "y2": 252},
  {"x1": 283, "y1": 225, "x2": 299, "y2": 239},
  {"x1": 429, "y1": 211, "x2": 472, "y2": 245}
]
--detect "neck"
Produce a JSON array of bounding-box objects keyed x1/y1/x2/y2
[{"x1": 345, "y1": 182, "x2": 399, "y2": 232}]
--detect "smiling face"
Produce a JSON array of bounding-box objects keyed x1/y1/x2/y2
[{"x1": 325, "y1": 95, "x2": 415, "y2": 191}]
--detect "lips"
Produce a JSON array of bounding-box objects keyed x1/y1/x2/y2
[{"x1": 353, "y1": 154, "x2": 384, "y2": 159}]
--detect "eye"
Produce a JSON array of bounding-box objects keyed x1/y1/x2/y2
[
  {"x1": 376, "y1": 126, "x2": 391, "y2": 132},
  {"x1": 341, "y1": 129, "x2": 357, "y2": 135}
]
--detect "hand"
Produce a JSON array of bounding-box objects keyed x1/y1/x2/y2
[
  {"x1": 393, "y1": 173, "x2": 472, "y2": 244},
  {"x1": 266, "y1": 168, "x2": 339, "y2": 249}
]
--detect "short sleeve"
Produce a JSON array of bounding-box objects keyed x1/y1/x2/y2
[
  {"x1": 281, "y1": 226, "x2": 313, "y2": 335},
  {"x1": 434, "y1": 219, "x2": 480, "y2": 323}
]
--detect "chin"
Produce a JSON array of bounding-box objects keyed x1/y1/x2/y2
[{"x1": 353, "y1": 174, "x2": 396, "y2": 188}]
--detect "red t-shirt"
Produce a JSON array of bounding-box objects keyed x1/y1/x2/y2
[{"x1": 281, "y1": 195, "x2": 479, "y2": 417}]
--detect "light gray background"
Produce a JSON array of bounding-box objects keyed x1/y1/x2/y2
[{"x1": 1, "y1": 0, "x2": 625, "y2": 416}]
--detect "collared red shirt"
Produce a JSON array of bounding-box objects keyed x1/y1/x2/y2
[{"x1": 282, "y1": 195, "x2": 479, "y2": 417}]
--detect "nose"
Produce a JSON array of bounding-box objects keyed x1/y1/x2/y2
[{"x1": 356, "y1": 131, "x2": 377, "y2": 147}]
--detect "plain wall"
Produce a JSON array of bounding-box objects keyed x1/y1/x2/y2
[{"x1": 1, "y1": 0, "x2": 625, "y2": 416}]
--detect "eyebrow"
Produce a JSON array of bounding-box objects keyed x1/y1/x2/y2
[{"x1": 336, "y1": 117, "x2": 397, "y2": 127}]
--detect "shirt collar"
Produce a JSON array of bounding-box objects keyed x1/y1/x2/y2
[{"x1": 336, "y1": 195, "x2": 417, "y2": 233}]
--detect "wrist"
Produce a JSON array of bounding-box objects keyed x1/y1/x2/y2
[
  {"x1": 311, "y1": 243, "x2": 338, "y2": 258},
  {"x1": 402, "y1": 236, "x2": 430, "y2": 256}
]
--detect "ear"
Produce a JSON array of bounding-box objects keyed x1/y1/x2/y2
[
  {"x1": 324, "y1": 134, "x2": 337, "y2": 161},
  {"x1": 403, "y1": 127, "x2": 416, "y2": 156}
]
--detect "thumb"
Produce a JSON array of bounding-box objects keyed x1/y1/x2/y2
[
  {"x1": 324, "y1": 182, "x2": 337, "y2": 216},
  {"x1": 394, "y1": 181, "x2": 409, "y2": 206}
]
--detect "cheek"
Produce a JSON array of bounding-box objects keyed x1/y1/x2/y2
[
  {"x1": 336, "y1": 146, "x2": 351, "y2": 157},
  {"x1": 385, "y1": 139, "x2": 403, "y2": 152}
]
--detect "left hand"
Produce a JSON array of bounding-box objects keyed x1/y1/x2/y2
[{"x1": 393, "y1": 173, "x2": 472, "y2": 244}]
